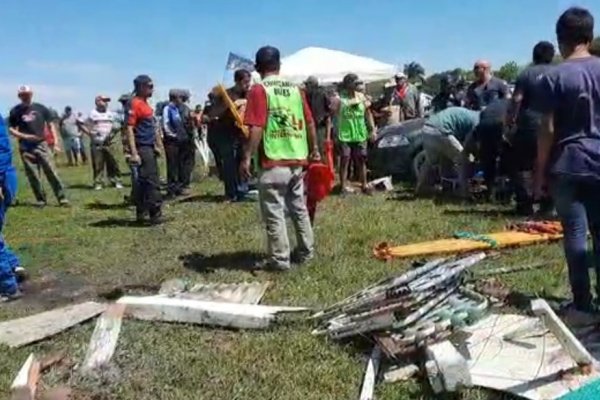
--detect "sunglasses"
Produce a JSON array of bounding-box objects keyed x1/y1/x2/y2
[{"x1": 144, "y1": 83, "x2": 154, "y2": 89}]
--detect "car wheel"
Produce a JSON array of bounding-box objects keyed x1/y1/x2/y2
[{"x1": 412, "y1": 149, "x2": 427, "y2": 179}]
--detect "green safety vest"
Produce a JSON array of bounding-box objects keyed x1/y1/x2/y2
[
  {"x1": 338, "y1": 93, "x2": 368, "y2": 143},
  {"x1": 261, "y1": 76, "x2": 308, "y2": 161}
]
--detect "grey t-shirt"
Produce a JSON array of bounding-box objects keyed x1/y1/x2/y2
[
  {"x1": 60, "y1": 113, "x2": 81, "y2": 138},
  {"x1": 538, "y1": 57, "x2": 600, "y2": 179},
  {"x1": 514, "y1": 64, "x2": 553, "y2": 131},
  {"x1": 467, "y1": 77, "x2": 509, "y2": 111}
]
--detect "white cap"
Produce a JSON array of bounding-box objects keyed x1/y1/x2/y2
[{"x1": 17, "y1": 85, "x2": 33, "y2": 94}]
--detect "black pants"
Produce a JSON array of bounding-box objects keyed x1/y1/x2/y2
[
  {"x1": 135, "y1": 145, "x2": 162, "y2": 217},
  {"x1": 216, "y1": 134, "x2": 246, "y2": 201},
  {"x1": 505, "y1": 129, "x2": 537, "y2": 209},
  {"x1": 164, "y1": 139, "x2": 195, "y2": 195},
  {"x1": 207, "y1": 130, "x2": 223, "y2": 180},
  {"x1": 476, "y1": 122, "x2": 505, "y2": 191}
]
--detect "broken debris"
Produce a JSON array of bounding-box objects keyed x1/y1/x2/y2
[
  {"x1": 0, "y1": 302, "x2": 107, "y2": 348},
  {"x1": 118, "y1": 296, "x2": 308, "y2": 330},
  {"x1": 10, "y1": 353, "x2": 40, "y2": 400},
  {"x1": 159, "y1": 280, "x2": 271, "y2": 305},
  {"x1": 82, "y1": 304, "x2": 126, "y2": 372}
]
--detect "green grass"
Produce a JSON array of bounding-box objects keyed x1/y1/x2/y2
[{"x1": 0, "y1": 155, "x2": 569, "y2": 399}]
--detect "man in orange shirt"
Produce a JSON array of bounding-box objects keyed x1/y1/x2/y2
[{"x1": 126, "y1": 75, "x2": 163, "y2": 224}]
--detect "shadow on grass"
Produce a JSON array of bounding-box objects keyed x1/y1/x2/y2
[
  {"x1": 86, "y1": 202, "x2": 131, "y2": 210},
  {"x1": 180, "y1": 251, "x2": 263, "y2": 273},
  {"x1": 89, "y1": 217, "x2": 151, "y2": 228},
  {"x1": 68, "y1": 183, "x2": 93, "y2": 190},
  {"x1": 177, "y1": 194, "x2": 226, "y2": 204},
  {"x1": 388, "y1": 192, "x2": 418, "y2": 202}
]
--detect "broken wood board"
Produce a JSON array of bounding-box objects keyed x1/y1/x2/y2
[
  {"x1": 425, "y1": 340, "x2": 471, "y2": 393},
  {"x1": 374, "y1": 231, "x2": 562, "y2": 259},
  {"x1": 359, "y1": 346, "x2": 381, "y2": 400},
  {"x1": 118, "y1": 296, "x2": 308, "y2": 330},
  {"x1": 383, "y1": 363, "x2": 419, "y2": 383},
  {"x1": 462, "y1": 313, "x2": 600, "y2": 400},
  {"x1": 10, "y1": 353, "x2": 40, "y2": 400},
  {"x1": 531, "y1": 299, "x2": 595, "y2": 367},
  {"x1": 159, "y1": 281, "x2": 271, "y2": 305},
  {"x1": 0, "y1": 302, "x2": 107, "y2": 348},
  {"x1": 82, "y1": 304, "x2": 125, "y2": 372}
]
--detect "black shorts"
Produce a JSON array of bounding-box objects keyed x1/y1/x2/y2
[{"x1": 340, "y1": 141, "x2": 368, "y2": 159}]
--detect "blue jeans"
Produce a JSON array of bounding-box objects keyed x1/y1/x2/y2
[
  {"x1": 552, "y1": 176, "x2": 600, "y2": 311},
  {"x1": 216, "y1": 134, "x2": 248, "y2": 201},
  {"x1": 0, "y1": 166, "x2": 20, "y2": 295}
]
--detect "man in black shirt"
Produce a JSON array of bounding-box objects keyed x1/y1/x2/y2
[
  {"x1": 507, "y1": 41, "x2": 556, "y2": 215},
  {"x1": 466, "y1": 60, "x2": 510, "y2": 110},
  {"x1": 211, "y1": 69, "x2": 251, "y2": 202},
  {"x1": 8, "y1": 86, "x2": 68, "y2": 207},
  {"x1": 304, "y1": 76, "x2": 331, "y2": 159}
]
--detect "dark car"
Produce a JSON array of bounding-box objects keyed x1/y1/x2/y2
[{"x1": 368, "y1": 118, "x2": 426, "y2": 179}]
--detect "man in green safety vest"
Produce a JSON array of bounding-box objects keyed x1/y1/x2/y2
[
  {"x1": 333, "y1": 73, "x2": 377, "y2": 194},
  {"x1": 242, "y1": 46, "x2": 321, "y2": 271}
]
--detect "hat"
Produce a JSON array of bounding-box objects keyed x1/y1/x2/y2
[
  {"x1": 95, "y1": 95, "x2": 111, "y2": 102},
  {"x1": 17, "y1": 85, "x2": 33, "y2": 94},
  {"x1": 394, "y1": 72, "x2": 407, "y2": 80},
  {"x1": 342, "y1": 73, "x2": 361, "y2": 87},
  {"x1": 133, "y1": 74, "x2": 153, "y2": 88},
  {"x1": 305, "y1": 76, "x2": 319, "y2": 86},
  {"x1": 255, "y1": 46, "x2": 281, "y2": 69},
  {"x1": 118, "y1": 94, "x2": 131, "y2": 103}
]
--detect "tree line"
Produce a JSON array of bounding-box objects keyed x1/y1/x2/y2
[{"x1": 403, "y1": 37, "x2": 600, "y2": 95}]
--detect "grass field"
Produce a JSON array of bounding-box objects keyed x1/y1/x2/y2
[{"x1": 0, "y1": 154, "x2": 570, "y2": 400}]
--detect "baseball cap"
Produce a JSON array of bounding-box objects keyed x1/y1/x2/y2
[
  {"x1": 342, "y1": 73, "x2": 361, "y2": 87},
  {"x1": 95, "y1": 95, "x2": 111, "y2": 102},
  {"x1": 305, "y1": 76, "x2": 319, "y2": 85},
  {"x1": 118, "y1": 94, "x2": 131, "y2": 103},
  {"x1": 394, "y1": 72, "x2": 407, "y2": 80},
  {"x1": 133, "y1": 74, "x2": 153, "y2": 88},
  {"x1": 255, "y1": 46, "x2": 281, "y2": 70},
  {"x1": 17, "y1": 85, "x2": 33, "y2": 94}
]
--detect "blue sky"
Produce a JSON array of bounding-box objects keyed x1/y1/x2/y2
[{"x1": 1, "y1": 0, "x2": 598, "y2": 113}]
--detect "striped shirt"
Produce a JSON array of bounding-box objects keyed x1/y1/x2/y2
[{"x1": 86, "y1": 109, "x2": 116, "y2": 144}]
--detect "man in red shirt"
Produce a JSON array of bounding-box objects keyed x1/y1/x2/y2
[
  {"x1": 242, "y1": 46, "x2": 320, "y2": 271},
  {"x1": 126, "y1": 75, "x2": 163, "y2": 224}
]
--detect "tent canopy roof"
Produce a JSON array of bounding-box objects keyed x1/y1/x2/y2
[{"x1": 280, "y1": 47, "x2": 397, "y2": 84}]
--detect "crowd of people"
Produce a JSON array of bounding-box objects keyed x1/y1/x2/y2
[{"x1": 1, "y1": 6, "x2": 600, "y2": 318}]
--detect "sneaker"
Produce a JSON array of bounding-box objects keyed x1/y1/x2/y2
[
  {"x1": 35, "y1": 200, "x2": 47, "y2": 208},
  {"x1": 59, "y1": 199, "x2": 71, "y2": 207},
  {"x1": 94, "y1": 184, "x2": 103, "y2": 191},
  {"x1": 254, "y1": 260, "x2": 291, "y2": 272},
  {"x1": 14, "y1": 267, "x2": 28, "y2": 283},
  {"x1": 149, "y1": 211, "x2": 166, "y2": 225},
  {"x1": 0, "y1": 289, "x2": 22, "y2": 303},
  {"x1": 559, "y1": 303, "x2": 600, "y2": 328},
  {"x1": 291, "y1": 250, "x2": 314, "y2": 265},
  {"x1": 115, "y1": 182, "x2": 124, "y2": 190}
]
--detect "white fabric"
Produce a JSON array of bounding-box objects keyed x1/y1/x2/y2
[
  {"x1": 280, "y1": 47, "x2": 396, "y2": 84},
  {"x1": 86, "y1": 109, "x2": 115, "y2": 144}
]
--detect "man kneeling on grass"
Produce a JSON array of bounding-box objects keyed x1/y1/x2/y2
[{"x1": 242, "y1": 45, "x2": 320, "y2": 271}]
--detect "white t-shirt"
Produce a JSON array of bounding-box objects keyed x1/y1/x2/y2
[{"x1": 86, "y1": 109, "x2": 116, "y2": 144}]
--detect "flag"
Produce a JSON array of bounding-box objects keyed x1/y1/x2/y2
[{"x1": 225, "y1": 52, "x2": 255, "y2": 72}]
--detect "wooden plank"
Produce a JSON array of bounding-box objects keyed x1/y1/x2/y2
[
  {"x1": 359, "y1": 346, "x2": 381, "y2": 400},
  {"x1": 118, "y1": 296, "x2": 308, "y2": 330},
  {"x1": 82, "y1": 304, "x2": 126, "y2": 372},
  {"x1": 10, "y1": 353, "x2": 40, "y2": 400},
  {"x1": 0, "y1": 302, "x2": 107, "y2": 348},
  {"x1": 531, "y1": 299, "x2": 594, "y2": 366},
  {"x1": 375, "y1": 231, "x2": 562, "y2": 259}
]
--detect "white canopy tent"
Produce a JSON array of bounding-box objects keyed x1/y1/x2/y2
[{"x1": 280, "y1": 47, "x2": 397, "y2": 84}]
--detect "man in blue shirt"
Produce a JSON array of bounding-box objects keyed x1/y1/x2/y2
[
  {"x1": 536, "y1": 7, "x2": 600, "y2": 313},
  {"x1": 0, "y1": 114, "x2": 22, "y2": 301}
]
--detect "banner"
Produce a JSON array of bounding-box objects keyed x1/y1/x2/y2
[{"x1": 225, "y1": 52, "x2": 255, "y2": 72}]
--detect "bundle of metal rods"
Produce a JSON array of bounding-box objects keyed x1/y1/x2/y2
[{"x1": 312, "y1": 253, "x2": 487, "y2": 340}]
